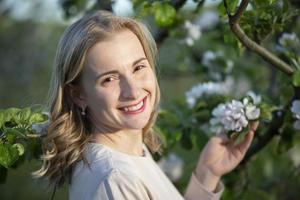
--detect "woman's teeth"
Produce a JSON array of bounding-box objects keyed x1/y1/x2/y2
[{"x1": 122, "y1": 100, "x2": 144, "y2": 112}]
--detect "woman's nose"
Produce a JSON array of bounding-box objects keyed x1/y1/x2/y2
[{"x1": 120, "y1": 78, "x2": 140, "y2": 100}]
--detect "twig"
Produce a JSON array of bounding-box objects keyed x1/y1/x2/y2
[
  {"x1": 223, "y1": 0, "x2": 294, "y2": 75},
  {"x1": 222, "y1": 0, "x2": 298, "y2": 168}
]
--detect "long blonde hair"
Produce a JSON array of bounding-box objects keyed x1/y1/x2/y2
[{"x1": 33, "y1": 10, "x2": 161, "y2": 188}]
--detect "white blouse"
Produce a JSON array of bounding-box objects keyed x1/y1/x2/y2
[{"x1": 69, "y1": 143, "x2": 224, "y2": 200}]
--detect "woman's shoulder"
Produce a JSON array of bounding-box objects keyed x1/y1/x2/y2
[
  {"x1": 69, "y1": 143, "x2": 152, "y2": 199},
  {"x1": 72, "y1": 143, "x2": 148, "y2": 181}
]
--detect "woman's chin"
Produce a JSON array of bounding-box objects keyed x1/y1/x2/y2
[{"x1": 122, "y1": 120, "x2": 149, "y2": 130}]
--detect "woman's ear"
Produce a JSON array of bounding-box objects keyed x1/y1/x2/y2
[{"x1": 66, "y1": 84, "x2": 86, "y2": 109}]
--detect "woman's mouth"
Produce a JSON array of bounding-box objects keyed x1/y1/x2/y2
[{"x1": 118, "y1": 95, "x2": 147, "y2": 114}]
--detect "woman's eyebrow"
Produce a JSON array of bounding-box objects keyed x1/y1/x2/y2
[
  {"x1": 132, "y1": 57, "x2": 147, "y2": 66},
  {"x1": 95, "y1": 57, "x2": 147, "y2": 81},
  {"x1": 95, "y1": 70, "x2": 119, "y2": 81}
]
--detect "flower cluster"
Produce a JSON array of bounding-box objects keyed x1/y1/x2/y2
[
  {"x1": 184, "y1": 20, "x2": 201, "y2": 46},
  {"x1": 185, "y1": 77, "x2": 234, "y2": 108},
  {"x1": 291, "y1": 100, "x2": 300, "y2": 130},
  {"x1": 210, "y1": 92, "x2": 261, "y2": 133}
]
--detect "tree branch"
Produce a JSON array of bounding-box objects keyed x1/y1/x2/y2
[
  {"x1": 223, "y1": 0, "x2": 294, "y2": 76},
  {"x1": 230, "y1": 0, "x2": 249, "y2": 24},
  {"x1": 221, "y1": 0, "x2": 298, "y2": 169}
]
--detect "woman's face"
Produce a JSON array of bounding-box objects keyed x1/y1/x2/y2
[{"x1": 78, "y1": 29, "x2": 157, "y2": 132}]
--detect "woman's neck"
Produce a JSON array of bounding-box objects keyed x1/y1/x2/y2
[{"x1": 91, "y1": 129, "x2": 144, "y2": 156}]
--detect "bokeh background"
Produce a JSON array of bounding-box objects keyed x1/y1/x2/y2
[{"x1": 0, "y1": 0, "x2": 300, "y2": 199}]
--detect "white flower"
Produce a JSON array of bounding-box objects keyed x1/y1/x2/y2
[
  {"x1": 184, "y1": 20, "x2": 201, "y2": 46},
  {"x1": 158, "y1": 153, "x2": 184, "y2": 182},
  {"x1": 291, "y1": 100, "x2": 300, "y2": 118},
  {"x1": 279, "y1": 32, "x2": 299, "y2": 47},
  {"x1": 202, "y1": 51, "x2": 217, "y2": 66},
  {"x1": 245, "y1": 105, "x2": 260, "y2": 120},
  {"x1": 211, "y1": 100, "x2": 248, "y2": 132},
  {"x1": 246, "y1": 91, "x2": 261, "y2": 105},
  {"x1": 209, "y1": 103, "x2": 226, "y2": 131},
  {"x1": 211, "y1": 98, "x2": 260, "y2": 133},
  {"x1": 225, "y1": 60, "x2": 234, "y2": 73},
  {"x1": 222, "y1": 100, "x2": 248, "y2": 132},
  {"x1": 291, "y1": 100, "x2": 300, "y2": 130},
  {"x1": 185, "y1": 77, "x2": 234, "y2": 108},
  {"x1": 293, "y1": 120, "x2": 300, "y2": 130}
]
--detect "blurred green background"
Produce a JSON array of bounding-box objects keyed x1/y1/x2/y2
[{"x1": 0, "y1": 0, "x2": 300, "y2": 199}]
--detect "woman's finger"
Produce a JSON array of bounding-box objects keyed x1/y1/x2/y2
[
  {"x1": 250, "y1": 121, "x2": 259, "y2": 132},
  {"x1": 216, "y1": 128, "x2": 230, "y2": 144},
  {"x1": 236, "y1": 129, "x2": 255, "y2": 155}
]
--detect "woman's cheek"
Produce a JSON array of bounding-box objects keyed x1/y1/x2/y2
[{"x1": 140, "y1": 70, "x2": 156, "y2": 86}]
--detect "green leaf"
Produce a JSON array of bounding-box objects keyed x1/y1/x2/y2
[
  {"x1": 282, "y1": 0, "x2": 289, "y2": 13},
  {"x1": 29, "y1": 112, "x2": 47, "y2": 124},
  {"x1": 277, "y1": 125, "x2": 294, "y2": 153},
  {"x1": 3, "y1": 108, "x2": 20, "y2": 125},
  {"x1": 181, "y1": 129, "x2": 193, "y2": 150},
  {"x1": 227, "y1": 0, "x2": 239, "y2": 15},
  {"x1": 194, "y1": 110, "x2": 210, "y2": 121},
  {"x1": 0, "y1": 111, "x2": 4, "y2": 128},
  {"x1": 154, "y1": 3, "x2": 176, "y2": 27},
  {"x1": 194, "y1": 100, "x2": 207, "y2": 110},
  {"x1": 233, "y1": 129, "x2": 248, "y2": 146},
  {"x1": 258, "y1": 103, "x2": 276, "y2": 121},
  {"x1": 218, "y1": 2, "x2": 227, "y2": 17},
  {"x1": 218, "y1": 0, "x2": 239, "y2": 16},
  {"x1": 12, "y1": 143, "x2": 25, "y2": 156},
  {"x1": 292, "y1": 70, "x2": 300, "y2": 87},
  {"x1": 0, "y1": 143, "x2": 19, "y2": 169},
  {"x1": 14, "y1": 107, "x2": 31, "y2": 124},
  {"x1": 195, "y1": 130, "x2": 209, "y2": 149},
  {"x1": 3, "y1": 127, "x2": 27, "y2": 143},
  {"x1": 158, "y1": 110, "x2": 179, "y2": 126},
  {"x1": 254, "y1": 0, "x2": 276, "y2": 6}
]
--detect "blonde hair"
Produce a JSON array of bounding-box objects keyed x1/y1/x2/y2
[{"x1": 33, "y1": 10, "x2": 161, "y2": 188}]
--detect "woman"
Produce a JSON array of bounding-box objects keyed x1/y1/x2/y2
[{"x1": 34, "y1": 11, "x2": 259, "y2": 200}]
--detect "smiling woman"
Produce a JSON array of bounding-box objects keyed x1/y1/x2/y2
[{"x1": 33, "y1": 10, "x2": 259, "y2": 200}]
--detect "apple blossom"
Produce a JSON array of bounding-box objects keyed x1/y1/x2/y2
[
  {"x1": 185, "y1": 77, "x2": 233, "y2": 108},
  {"x1": 210, "y1": 97, "x2": 260, "y2": 133},
  {"x1": 184, "y1": 20, "x2": 201, "y2": 46}
]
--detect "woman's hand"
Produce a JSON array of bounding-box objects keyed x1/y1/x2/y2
[{"x1": 195, "y1": 121, "x2": 259, "y2": 192}]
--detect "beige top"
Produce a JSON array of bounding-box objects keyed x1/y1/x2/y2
[{"x1": 69, "y1": 143, "x2": 224, "y2": 200}]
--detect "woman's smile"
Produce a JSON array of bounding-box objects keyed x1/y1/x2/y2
[{"x1": 118, "y1": 94, "x2": 148, "y2": 115}]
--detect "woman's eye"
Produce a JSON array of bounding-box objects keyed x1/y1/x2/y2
[
  {"x1": 134, "y1": 65, "x2": 145, "y2": 72},
  {"x1": 103, "y1": 77, "x2": 115, "y2": 83}
]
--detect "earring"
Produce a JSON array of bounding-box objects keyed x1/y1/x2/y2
[{"x1": 81, "y1": 107, "x2": 86, "y2": 116}]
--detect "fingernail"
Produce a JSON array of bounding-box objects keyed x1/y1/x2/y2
[{"x1": 252, "y1": 121, "x2": 259, "y2": 131}]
